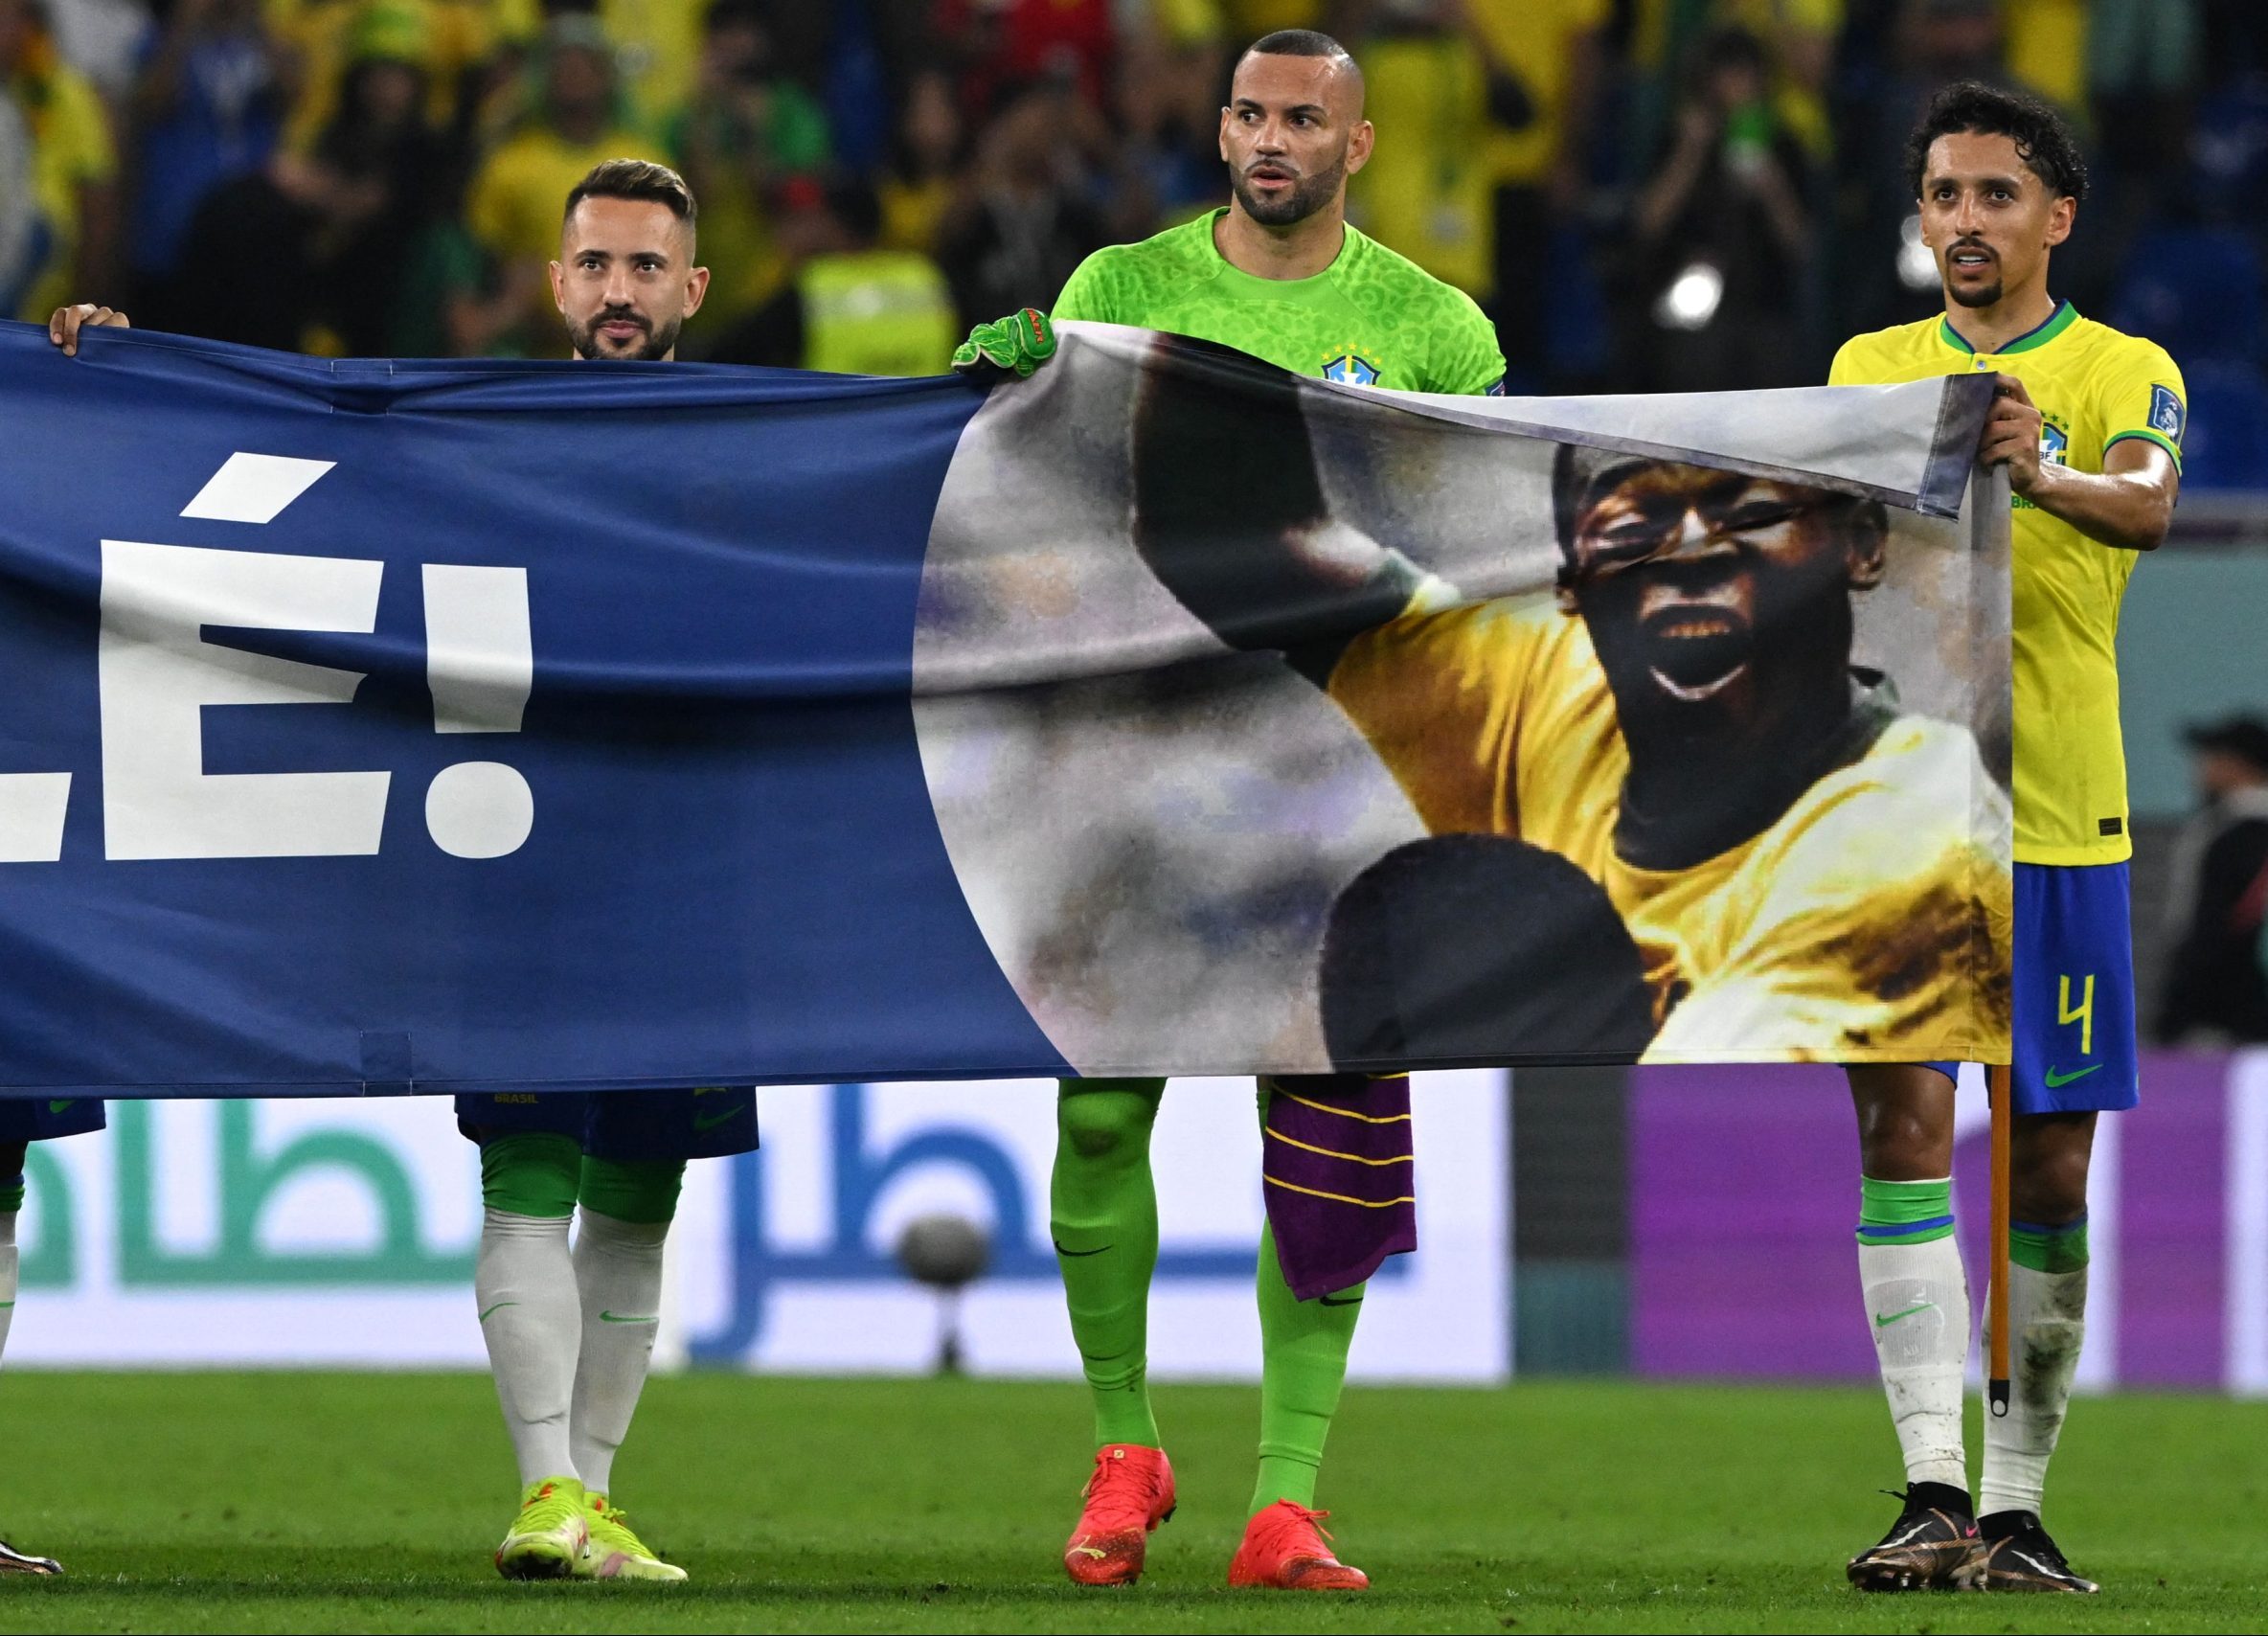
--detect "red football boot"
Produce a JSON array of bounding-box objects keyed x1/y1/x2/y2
[
  {"x1": 1063, "y1": 1443, "x2": 1176, "y2": 1586},
  {"x1": 1227, "y1": 1500, "x2": 1371, "y2": 1591}
]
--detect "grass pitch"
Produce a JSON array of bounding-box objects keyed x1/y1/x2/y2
[{"x1": 0, "y1": 1372, "x2": 2262, "y2": 1632}]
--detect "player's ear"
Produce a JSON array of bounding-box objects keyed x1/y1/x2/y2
[
  {"x1": 2044, "y1": 193, "x2": 2075, "y2": 249},
  {"x1": 1845, "y1": 501, "x2": 1889, "y2": 589},
  {"x1": 1346, "y1": 118, "x2": 1375, "y2": 176},
  {"x1": 548, "y1": 259, "x2": 566, "y2": 314},
  {"x1": 685, "y1": 262, "x2": 711, "y2": 316},
  {"x1": 1218, "y1": 103, "x2": 1234, "y2": 163}
]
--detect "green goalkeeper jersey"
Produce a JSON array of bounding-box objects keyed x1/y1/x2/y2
[{"x1": 1053, "y1": 208, "x2": 1506, "y2": 396}]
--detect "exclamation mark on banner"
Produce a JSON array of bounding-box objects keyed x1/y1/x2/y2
[{"x1": 421, "y1": 565, "x2": 533, "y2": 858}]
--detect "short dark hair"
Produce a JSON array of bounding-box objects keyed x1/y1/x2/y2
[
  {"x1": 1248, "y1": 28, "x2": 1350, "y2": 60},
  {"x1": 1242, "y1": 28, "x2": 1362, "y2": 98},
  {"x1": 1903, "y1": 80, "x2": 2088, "y2": 202},
  {"x1": 563, "y1": 157, "x2": 698, "y2": 229}
]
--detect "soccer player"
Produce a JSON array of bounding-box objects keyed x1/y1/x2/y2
[
  {"x1": 960, "y1": 30, "x2": 1506, "y2": 1593},
  {"x1": 1829, "y1": 83, "x2": 2182, "y2": 1595},
  {"x1": 47, "y1": 159, "x2": 746, "y2": 1587},
  {"x1": 1121, "y1": 355, "x2": 2007, "y2": 1063},
  {"x1": 0, "y1": 1102, "x2": 100, "y2": 1575}
]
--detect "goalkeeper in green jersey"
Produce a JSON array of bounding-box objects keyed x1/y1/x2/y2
[{"x1": 958, "y1": 29, "x2": 1506, "y2": 1593}]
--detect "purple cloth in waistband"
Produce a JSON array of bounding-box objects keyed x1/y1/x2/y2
[{"x1": 1260, "y1": 1073, "x2": 1417, "y2": 1301}]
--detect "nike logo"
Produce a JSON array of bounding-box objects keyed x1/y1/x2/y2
[
  {"x1": 48, "y1": 1100, "x2": 72, "y2": 1113},
  {"x1": 692, "y1": 1102, "x2": 746, "y2": 1132},
  {"x1": 1874, "y1": 1301, "x2": 1936, "y2": 1328},
  {"x1": 1320, "y1": 1294, "x2": 1364, "y2": 1307},
  {"x1": 477, "y1": 1300, "x2": 517, "y2": 1323},
  {"x1": 599, "y1": 1310, "x2": 657, "y2": 1325},
  {"x1": 2043, "y1": 1063, "x2": 2101, "y2": 1088},
  {"x1": 1054, "y1": 1240, "x2": 1111, "y2": 1258}
]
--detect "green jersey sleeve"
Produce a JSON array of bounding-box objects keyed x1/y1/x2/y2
[
  {"x1": 1425, "y1": 289, "x2": 1507, "y2": 396},
  {"x1": 1053, "y1": 250, "x2": 1120, "y2": 326}
]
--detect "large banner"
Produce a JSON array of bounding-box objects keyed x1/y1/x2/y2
[
  {"x1": 0, "y1": 321, "x2": 2007, "y2": 1092},
  {"x1": 6, "y1": 1072, "x2": 1508, "y2": 1379}
]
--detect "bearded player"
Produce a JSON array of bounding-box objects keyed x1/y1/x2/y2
[
  {"x1": 48, "y1": 159, "x2": 746, "y2": 1587},
  {"x1": 1829, "y1": 84, "x2": 2182, "y2": 1596},
  {"x1": 957, "y1": 30, "x2": 1505, "y2": 1592}
]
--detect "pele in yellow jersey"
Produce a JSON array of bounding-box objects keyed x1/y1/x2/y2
[
  {"x1": 1122, "y1": 335, "x2": 2009, "y2": 1072},
  {"x1": 1830, "y1": 83, "x2": 2181, "y2": 1599}
]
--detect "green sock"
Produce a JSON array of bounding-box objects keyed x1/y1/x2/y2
[
  {"x1": 1052, "y1": 1079, "x2": 1167, "y2": 1449},
  {"x1": 1251, "y1": 1221, "x2": 1361, "y2": 1516},
  {"x1": 578, "y1": 1155, "x2": 685, "y2": 1225}
]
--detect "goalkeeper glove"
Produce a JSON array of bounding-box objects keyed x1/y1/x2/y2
[{"x1": 952, "y1": 308, "x2": 1057, "y2": 379}]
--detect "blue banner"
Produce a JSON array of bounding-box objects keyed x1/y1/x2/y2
[{"x1": 0, "y1": 320, "x2": 2006, "y2": 1094}]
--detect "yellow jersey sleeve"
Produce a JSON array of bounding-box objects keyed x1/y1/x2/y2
[
  {"x1": 1326, "y1": 600, "x2": 1540, "y2": 837},
  {"x1": 1326, "y1": 594, "x2": 1622, "y2": 849},
  {"x1": 2095, "y1": 336, "x2": 2187, "y2": 470}
]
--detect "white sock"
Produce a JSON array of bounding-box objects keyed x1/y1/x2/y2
[
  {"x1": 0, "y1": 1210, "x2": 17, "y2": 1367},
  {"x1": 476, "y1": 1207, "x2": 582, "y2": 1486},
  {"x1": 568, "y1": 1208, "x2": 669, "y2": 1499},
  {"x1": 1979, "y1": 1261, "x2": 2087, "y2": 1518},
  {"x1": 1860, "y1": 1233, "x2": 1971, "y2": 1490}
]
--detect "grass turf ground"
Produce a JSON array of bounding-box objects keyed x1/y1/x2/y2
[{"x1": 1, "y1": 1373, "x2": 2263, "y2": 1633}]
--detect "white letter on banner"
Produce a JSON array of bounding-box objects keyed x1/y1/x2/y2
[{"x1": 99, "y1": 540, "x2": 391, "y2": 859}]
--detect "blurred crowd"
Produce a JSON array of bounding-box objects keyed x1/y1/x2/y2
[{"x1": 4, "y1": 0, "x2": 2267, "y2": 477}]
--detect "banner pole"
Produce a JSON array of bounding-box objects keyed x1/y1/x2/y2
[{"x1": 1987, "y1": 1063, "x2": 2011, "y2": 1418}]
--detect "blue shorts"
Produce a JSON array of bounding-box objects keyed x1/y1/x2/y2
[
  {"x1": 0, "y1": 1097, "x2": 106, "y2": 1147},
  {"x1": 1928, "y1": 860, "x2": 2139, "y2": 1116},
  {"x1": 454, "y1": 1087, "x2": 759, "y2": 1162}
]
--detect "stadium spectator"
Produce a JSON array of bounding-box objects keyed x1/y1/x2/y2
[
  {"x1": 1627, "y1": 26, "x2": 1812, "y2": 391},
  {"x1": 938, "y1": 0, "x2": 1114, "y2": 116},
  {"x1": 1, "y1": 0, "x2": 117, "y2": 321},
  {"x1": 1464, "y1": 0, "x2": 1606, "y2": 388},
  {"x1": 876, "y1": 66, "x2": 964, "y2": 255},
  {"x1": 1103, "y1": 30, "x2": 1218, "y2": 241},
  {"x1": 125, "y1": 0, "x2": 286, "y2": 327},
  {"x1": 669, "y1": 0, "x2": 830, "y2": 330},
  {"x1": 934, "y1": 75, "x2": 1105, "y2": 329},
  {"x1": 1346, "y1": 1, "x2": 1491, "y2": 297},
  {"x1": 461, "y1": 12, "x2": 643, "y2": 354},
  {"x1": 2155, "y1": 716, "x2": 2268, "y2": 1046},
  {"x1": 162, "y1": 0, "x2": 451, "y2": 353},
  {"x1": 706, "y1": 174, "x2": 953, "y2": 375}
]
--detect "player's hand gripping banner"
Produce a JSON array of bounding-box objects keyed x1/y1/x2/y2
[{"x1": 0, "y1": 319, "x2": 2008, "y2": 1097}]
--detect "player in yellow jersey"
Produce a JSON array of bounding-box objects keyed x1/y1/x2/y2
[{"x1": 1830, "y1": 84, "x2": 2181, "y2": 1597}]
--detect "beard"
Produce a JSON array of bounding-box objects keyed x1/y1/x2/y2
[
  {"x1": 1949, "y1": 274, "x2": 2005, "y2": 309},
  {"x1": 570, "y1": 307, "x2": 680, "y2": 361},
  {"x1": 1229, "y1": 153, "x2": 1347, "y2": 227}
]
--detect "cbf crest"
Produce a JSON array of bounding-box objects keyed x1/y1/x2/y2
[
  {"x1": 1322, "y1": 347, "x2": 1383, "y2": 387},
  {"x1": 2039, "y1": 418, "x2": 2070, "y2": 466}
]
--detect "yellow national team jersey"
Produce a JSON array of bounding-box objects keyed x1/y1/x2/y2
[
  {"x1": 1830, "y1": 304, "x2": 2186, "y2": 865},
  {"x1": 1326, "y1": 598, "x2": 2011, "y2": 1063}
]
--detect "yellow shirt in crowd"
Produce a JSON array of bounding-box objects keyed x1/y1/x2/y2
[
  {"x1": 1831, "y1": 304, "x2": 2185, "y2": 867},
  {"x1": 467, "y1": 122, "x2": 647, "y2": 266},
  {"x1": 1468, "y1": 0, "x2": 1610, "y2": 187},
  {"x1": 13, "y1": 56, "x2": 114, "y2": 321}
]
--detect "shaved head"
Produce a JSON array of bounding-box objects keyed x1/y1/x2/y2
[{"x1": 1237, "y1": 29, "x2": 1364, "y2": 118}]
